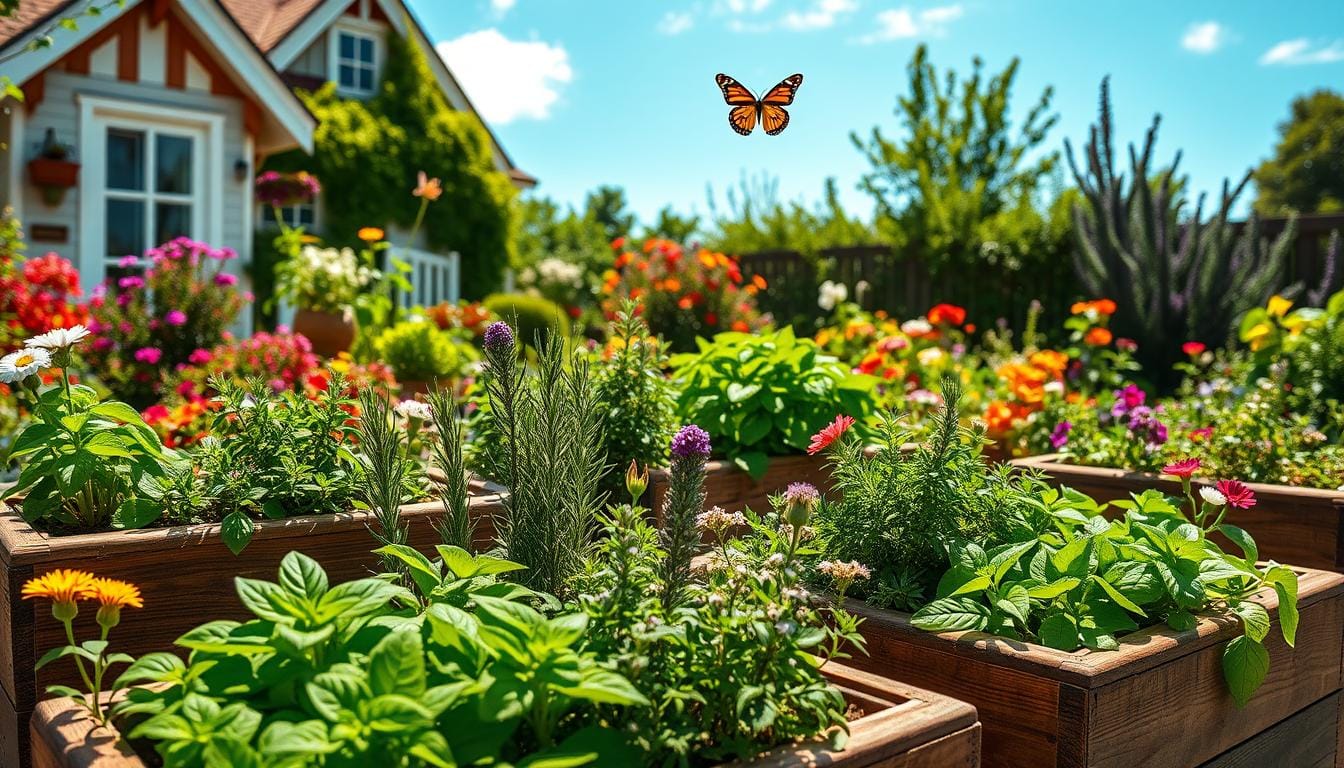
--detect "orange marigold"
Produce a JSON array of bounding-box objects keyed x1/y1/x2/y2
[
  {"x1": 1084, "y1": 327, "x2": 1113, "y2": 346},
  {"x1": 357, "y1": 227, "x2": 384, "y2": 242},
  {"x1": 87, "y1": 577, "x2": 144, "y2": 609},
  {"x1": 22, "y1": 570, "x2": 96, "y2": 604}
]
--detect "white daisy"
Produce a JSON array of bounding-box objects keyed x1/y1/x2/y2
[
  {"x1": 1199, "y1": 486, "x2": 1227, "y2": 507},
  {"x1": 394, "y1": 399, "x2": 433, "y2": 422},
  {"x1": 0, "y1": 347, "x2": 52, "y2": 383},
  {"x1": 25, "y1": 325, "x2": 91, "y2": 351}
]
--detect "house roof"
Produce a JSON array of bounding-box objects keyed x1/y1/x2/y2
[
  {"x1": 216, "y1": 0, "x2": 326, "y2": 52},
  {"x1": 0, "y1": 0, "x2": 80, "y2": 49}
]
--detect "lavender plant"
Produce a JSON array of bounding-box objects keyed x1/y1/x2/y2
[{"x1": 658, "y1": 424, "x2": 710, "y2": 611}]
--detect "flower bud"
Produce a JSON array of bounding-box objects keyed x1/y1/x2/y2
[
  {"x1": 783, "y1": 482, "x2": 819, "y2": 528},
  {"x1": 625, "y1": 460, "x2": 648, "y2": 500}
]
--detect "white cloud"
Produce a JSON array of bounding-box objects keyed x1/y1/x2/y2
[
  {"x1": 435, "y1": 30, "x2": 573, "y2": 124},
  {"x1": 858, "y1": 4, "x2": 963, "y2": 43},
  {"x1": 1259, "y1": 37, "x2": 1344, "y2": 65},
  {"x1": 781, "y1": 0, "x2": 857, "y2": 30},
  {"x1": 720, "y1": 0, "x2": 772, "y2": 13},
  {"x1": 1181, "y1": 21, "x2": 1225, "y2": 54},
  {"x1": 490, "y1": 0, "x2": 515, "y2": 15},
  {"x1": 659, "y1": 10, "x2": 695, "y2": 35}
]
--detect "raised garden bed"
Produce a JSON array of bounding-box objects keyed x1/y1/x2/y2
[
  {"x1": 844, "y1": 566, "x2": 1344, "y2": 768},
  {"x1": 648, "y1": 453, "x2": 832, "y2": 526},
  {"x1": 0, "y1": 494, "x2": 505, "y2": 768},
  {"x1": 1013, "y1": 454, "x2": 1344, "y2": 572},
  {"x1": 27, "y1": 663, "x2": 980, "y2": 768}
]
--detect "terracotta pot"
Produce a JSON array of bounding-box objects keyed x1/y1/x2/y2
[
  {"x1": 27, "y1": 159, "x2": 80, "y2": 207},
  {"x1": 293, "y1": 308, "x2": 355, "y2": 358}
]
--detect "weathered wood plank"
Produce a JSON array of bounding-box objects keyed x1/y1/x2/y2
[{"x1": 1198, "y1": 692, "x2": 1339, "y2": 768}]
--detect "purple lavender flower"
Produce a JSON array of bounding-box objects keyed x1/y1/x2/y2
[
  {"x1": 483, "y1": 321, "x2": 515, "y2": 356},
  {"x1": 1049, "y1": 421, "x2": 1072, "y2": 450},
  {"x1": 670, "y1": 424, "x2": 711, "y2": 460},
  {"x1": 1110, "y1": 383, "x2": 1146, "y2": 419},
  {"x1": 784, "y1": 481, "x2": 820, "y2": 527}
]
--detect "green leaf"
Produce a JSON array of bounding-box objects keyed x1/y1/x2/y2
[
  {"x1": 934, "y1": 565, "x2": 988, "y2": 598},
  {"x1": 995, "y1": 584, "x2": 1031, "y2": 625},
  {"x1": 1218, "y1": 524, "x2": 1258, "y2": 565},
  {"x1": 279, "y1": 552, "x2": 329, "y2": 600},
  {"x1": 1166, "y1": 610, "x2": 1197, "y2": 632},
  {"x1": 364, "y1": 695, "x2": 434, "y2": 732},
  {"x1": 220, "y1": 511, "x2": 255, "y2": 555},
  {"x1": 1037, "y1": 612, "x2": 1079, "y2": 650},
  {"x1": 1222, "y1": 636, "x2": 1270, "y2": 707},
  {"x1": 1274, "y1": 581, "x2": 1298, "y2": 647},
  {"x1": 1090, "y1": 575, "x2": 1147, "y2": 617},
  {"x1": 234, "y1": 578, "x2": 303, "y2": 623},
  {"x1": 9, "y1": 422, "x2": 56, "y2": 457},
  {"x1": 989, "y1": 541, "x2": 1035, "y2": 585},
  {"x1": 726, "y1": 382, "x2": 761, "y2": 403},
  {"x1": 911, "y1": 596, "x2": 992, "y2": 632},
  {"x1": 113, "y1": 498, "x2": 162, "y2": 529},
  {"x1": 736, "y1": 410, "x2": 773, "y2": 446},
  {"x1": 82, "y1": 432, "x2": 135, "y2": 459},
  {"x1": 1026, "y1": 577, "x2": 1080, "y2": 600},
  {"x1": 368, "y1": 630, "x2": 426, "y2": 698},
  {"x1": 732, "y1": 450, "x2": 769, "y2": 481},
  {"x1": 258, "y1": 721, "x2": 338, "y2": 756},
  {"x1": 1101, "y1": 561, "x2": 1164, "y2": 604},
  {"x1": 557, "y1": 668, "x2": 650, "y2": 707},
  {"x1": 1231, "y1": 601, "x2": 1270, "y2": 643}
]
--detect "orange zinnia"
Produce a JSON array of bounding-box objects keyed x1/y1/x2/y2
[
  {"x1": 358, "y1": 227, "x2": 385, "y2": 242},
  {"x1": 1084, "y1": 327, "x2": 1113, "y2": 346},
  {"x1": 87, "y1": 578, "x2": 144, "y2": 609},
  {"x1": 22, "y1": 570, "x2": 96, "y2": 605}
]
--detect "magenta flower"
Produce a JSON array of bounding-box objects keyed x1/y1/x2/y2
[
  {"x1": 213, "y1": 272, "x2": 237, "y2": 286},
  {"x1": 1049, "y1": 421, "x2": 1072, "y2": 450},
  {"x1": 134, "y1": 347, "x2": 163, "y2": 364},
  {"x1": 164, "y1": 310, "x2": 187, "y2": 326},
  {"x1": 188, "y1": 348, "x2": 213, "y2": 365}
]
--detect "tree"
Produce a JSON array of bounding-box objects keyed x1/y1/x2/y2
[
  {"x1": 705, "y1": 174, "x2": 872, "y2": 255},
  {"x1": 1255, "y1": 90, "x2": 1344, "y2": 215},
  {"x1": 852, "y1": 45, "x2": 1058, "y2": 270},
  {"x1": 644, "y1": 206, "x2": 700, "y2": 242},
  {"x1": 513, "y1": 194, "x2": 611, "y2": 276},
  {"x1": 583, "y1": 185, "x2": 636, "y2": 243}
]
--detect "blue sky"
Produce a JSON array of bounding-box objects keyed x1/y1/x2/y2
[{"x1": 416, "y1": 0, "x2": 1344, "y2": 226}]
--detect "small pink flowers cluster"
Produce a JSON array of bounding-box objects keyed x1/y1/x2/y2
[
  {"x1": 1160, "y1": 457, "x2": 1258, "y2": 510},
  {"x1": 695, "y1": 506, "x2": 746, "y2": 536}
]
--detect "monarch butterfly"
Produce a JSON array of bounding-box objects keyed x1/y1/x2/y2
[{"x1": 715, "y1": 73, "x2": 804, "y2": 136}]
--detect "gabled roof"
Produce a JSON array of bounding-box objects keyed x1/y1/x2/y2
[
  {"x1": 0, "y1": 0, "x2": 79, "y2": 49},
  {"x1": 217, "y1": 0, "x2": 326, "y2": 52}
]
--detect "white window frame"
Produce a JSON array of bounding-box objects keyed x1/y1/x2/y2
[
  {"x1": 329, "y1": 20, "x2": 381, "y2": 98},
  {"x1": 77, "y1": 96, "x2": 223, "y2": 294},
  {"x1": 260, "y1": 200, "x2": 318, "y2": 231}
]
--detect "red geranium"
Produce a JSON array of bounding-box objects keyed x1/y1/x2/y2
[
  {"x1": 1182, "y1": 341, "x2": 1206, "y2": 357},
  {"x1": 808, "y1": 414, "x2": 855, "y2": 455},
  {"x1": 1215, "y1": 479, "x2": 1256, "y2": 509},
  {"x1": 927, "y1": 303, "x2": 967, "y2": 327}
]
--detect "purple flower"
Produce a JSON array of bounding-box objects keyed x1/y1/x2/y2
[
  {"x1": 483, "y1": 321, "x2": 515, "y2": 356},
  {"x1": 164, "y1": 310, "x2": 187, "y2": 326},
  {"x1": 670, "y1": 424, "x2": 712, "y2": 460},
  {"x1": 1110, "y1": 383, "x2": 1146, "y2": 419},
  {"x1": 214, "y1": 273, "x2": 238, "y2": 286},
  {"x1": 1049, "y1": 421, "x2": 1072, "y2": 450},
  {"x1": 134, "y1": 347, "x2": 163, "y2": 364},
  {"x1": 1125, "y1": 406, "x2": 1168, "y2": 450},
  {"x1": 784, "y1": 482, "x2": 820, "y2": 527}
]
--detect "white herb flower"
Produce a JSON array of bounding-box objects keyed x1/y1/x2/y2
[
  {"x1": 394, "y1": 399, "x2": 433, "y2": 422},
  {"x1": 765, "y1": 553, "x2": 785, "y2": 569},
  {"x1": 774, "y1": 619, "x2": 797, "y2": 637},
  {"x1": 817, "y1": 280, "x2": 848, "y2": 311},
  {"x1": 816, "y1": 559, "x2": 872, "y2": 582},
  {"x1": 707, "y1": 593, "x2": 725, "y2": 608},
  {"x1": 25, "y1": 325, "x2": 90, "y2": 351},
  {"x1": 696, "y1": 506, "x2": 746, "y2": 535},
  {"x1": 901, "y1": 318, "x2": 932, "y2": 336},
  {"x1": 1199, "y1": 486, "x2": 1227, "y2": 507},
  {"x1": 0, "y1": 347, "x2": 52, "y2": 383}
]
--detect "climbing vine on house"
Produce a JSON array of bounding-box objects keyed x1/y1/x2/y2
[{"x1": 263, "y1": 32, "x2": 516, "y2": 297}]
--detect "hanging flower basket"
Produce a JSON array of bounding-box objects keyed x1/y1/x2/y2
[{"x1": 27, "y1": 158, "x2": 80, "y2": 207}]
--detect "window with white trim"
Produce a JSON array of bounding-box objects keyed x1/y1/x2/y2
[
  {"x1": 104, "y1": 127, "x2": 201, "y2": 272},
  {"x1": 336, "y1": 30, "x2": 377, "y2": 94},
  {"x1": 263, "y1": 202, "x2": 316, "y2": 229}
]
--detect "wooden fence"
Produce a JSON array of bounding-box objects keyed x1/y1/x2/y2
[{"x1": 736, "y1": 213, "x2": 1344, "y2": 328}]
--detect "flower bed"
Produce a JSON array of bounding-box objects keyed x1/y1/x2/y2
[
  {"x1": 647, "y1": 453, "x2": 834, "y2": 530},
  {"x1": 1013, "y1": 454, "x2": 1344, "y2": 572},
  {"x1": 843, "y1": 566, "x2": 1344, "y2": 767},
  {"x1": 28, "y1": 664, "x2": 982, "y2": 768},
  {"x1": 0, "y1": 495, "x2": 505, "y2": 768}
]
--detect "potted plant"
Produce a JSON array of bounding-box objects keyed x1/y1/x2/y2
[
  {"x1": 26, "y1": 129, "x2": 79, "y2": 207},
  {"x1": 375, "y1": 319, "x2": 467, "y2": 397},
  {"x1": 802, "y1": 384, "x2": 1344, "y2": 767}
]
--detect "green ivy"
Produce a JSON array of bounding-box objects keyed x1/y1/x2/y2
[{"x1": 264, "y1": 32, "x2": 516, "y2": 297}]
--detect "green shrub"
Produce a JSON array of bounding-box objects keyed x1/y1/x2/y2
[
  {"x1": 669, "y1": 326, "x2": 877, "y2": 478},
  {"x1": 483, "y1": 293, "x2": 570, "y2": 345},
  {"x1": 375, "y1": 320, "x2": 461, "y2": 382}
]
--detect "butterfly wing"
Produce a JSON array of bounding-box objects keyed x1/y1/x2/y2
[
  {"x1": 761, "y1": 104, "x2": 790, "y2": 135},
  {"x1": 760, "y1": 73, "x2": 804, "y2": 106},
  {"x1": 728, "y1": 105, "x2": 758, "y2": 136},
  {"x1": 716, "y1": 73, "x2": 757, "y2": 105}
]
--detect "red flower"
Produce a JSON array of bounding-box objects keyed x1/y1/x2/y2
[
  {"x1": 808, "y1": 415, "x2": 855, "y2": 455},
  {"x1": 927, "y1": 303, "x2": 967, "y2": 327},
  {"x1": 1161, "y1": 458, "x2": 1201, "y2": 479},
  {"x1": 1215, "y1": 479, "x2": 1256, "y2": 509},
  {"x1": 1182, "y1": 341, "x2": 1206, "y2": 357}
]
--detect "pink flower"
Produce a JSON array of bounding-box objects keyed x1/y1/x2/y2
[
  {"x1": 134, "y1": 347, "x2": 163, "y2": 364},
  {"x1": 1162, "y1": 458, "x2": 1202, "y2": 479},
  {"x1": 176, "y1": 380, "x2": 196, "y2": 398},
  {"x1": 214, "y1": 273, "x2": 238, "y2": 286},
  {"x1": 164, "y1": 310, "x2": 187, "y2": 326},
  {"x1": 1215, "y1": 479, "x2": 1256, "y2": 509},
  {"x1": 808, "y1": 415, "x2": 856, "y2": 455},
  {"x1": 188, "y1": 348, "x2": 213, "y2": 365},
  {"x1": 92, "y1": 337, "x2": 114, "y2": 352},
  {"x1": 117, "y1": 255, "x2": 138, "y2": 268}
]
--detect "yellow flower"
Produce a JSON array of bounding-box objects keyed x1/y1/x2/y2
[
  {"x1": 1267, "y1": 295, "x2": 1293, "y2": 318},
  {"x1": 22, "y1": 570, "x2": 96, "y2": 605},
  {"x1": 1243, "y1": 322, "x2": 1273, "y2": 351},
  {"x1": 87, "y1": 578, "x2": 143, "y2": 609},
  {"x1": 358, "y1": 227, "x2": 385, "y2": 243},
  {"x1": 1282, "y1": 315, "x2": 1310, "y2": 335}
]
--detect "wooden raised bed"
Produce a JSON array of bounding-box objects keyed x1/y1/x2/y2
[
  {"x1": 1013, "y1": 454, "x2": 1344, "y2": 572},
  {"x1": 844, "y1": 566, "x2": 1344, "y2": 768},
  {"x1": 647, "y1": 453, "x2": 833, "y2": 525},
  {"x1": 0, "y1": 494, "x2": 506, "y2": 768},
  {"x1": 28, "y1": 663, "x2": 980, "y2": 768}
]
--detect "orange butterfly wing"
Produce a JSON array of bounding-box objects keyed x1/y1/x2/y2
[
  {"x1": 728, "y1": 105, "x2": 757, "y2": 136},
  {"x1": 761, "y1": 104, "x2": 790, "y2": 135},
  {"x1": 715, "y1": 73, "x2": 757, "y2": 105},
  {"x1": 760, "y1": 73, "x2": 804, "y2": 106}
]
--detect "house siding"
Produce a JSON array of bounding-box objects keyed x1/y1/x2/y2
[{"x1": 290, "y1": 36, "x2": 327, "y2": 79}]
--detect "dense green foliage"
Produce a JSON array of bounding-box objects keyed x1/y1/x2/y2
[
  {"x1": 1066, "y1": 78, "x2": 1309, "y2": 387},
  {"x1": 481, "y1": 293, "x2": 570, "y2": 346},
  {"x1": 911, "y1": 486, "x2": 1300, "y2": 706},
  {"x1": 267, "y1": 33, "x2": 515, "y2": 296},
  {"x1": 1254, "y1": 90, "x2": 1344, "y2": 215},
  {"x1": 375, "y1": 321, "x2": 462, "y2": 382},
  {"x1": 669, "y1": 327, "x2": 877, "y2": 478}
]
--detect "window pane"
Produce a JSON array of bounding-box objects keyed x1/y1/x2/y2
[
  {"x1": 298, "y1": 205, "x2": 315, "y2": 226},
  {"x1": 359, "y1": 68, "x2": 373, "y2": 92},
  {"x1": 106, "y1": 198, "x2": 145, "y2": 257},
  {"x1": 358, "y1": 37, "x2": 373, "y2": 62},
  {"x1": 339, "y1": 33, "x2": 354, "y2": 59},
  {"x1": 155, "y1": 134, "x2": 193, "y2": 194},
  {"x1": 106, "y1": 130, "x2": 145, "y2": 191},
  {"x1": 155, "y1": 203, "x2": 192, "y2": 246},
  {"x1": 339, "y1": 64, "x2": 356, "y2": 88}
]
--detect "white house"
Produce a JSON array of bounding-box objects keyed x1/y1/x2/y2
[{"x1": 0, "y1": 0, "x2": 532, "y2": 306}]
